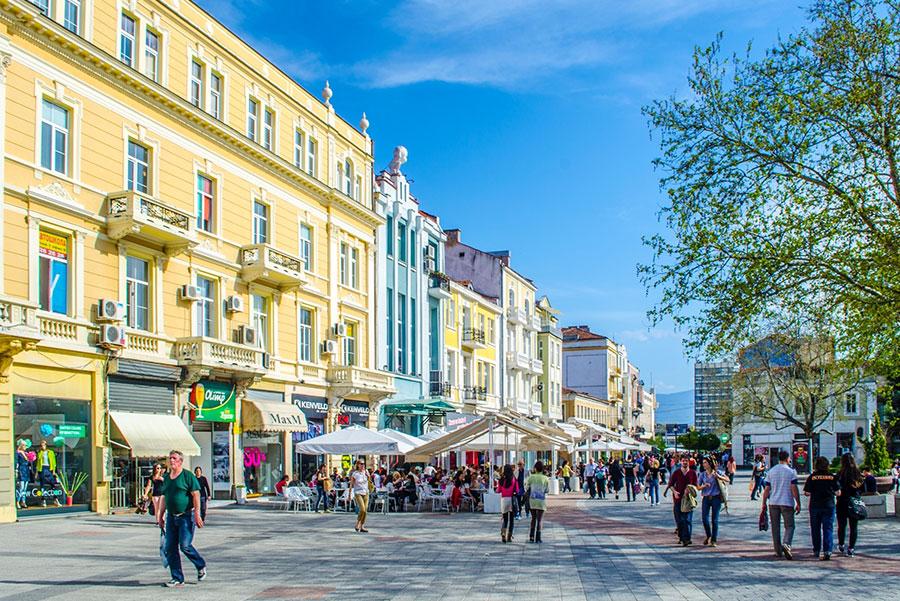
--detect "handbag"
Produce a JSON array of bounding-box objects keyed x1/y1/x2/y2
[
  {"x1": 848, "y1": 495, "x2": 868, "y2": 521},
  {"x1": 758, "y1": 507, "x2": 769, "y2": 531}
]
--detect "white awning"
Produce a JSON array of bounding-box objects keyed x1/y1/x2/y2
[
  {"x1": 377, "y1": 428, "x2": 425, "y2": 454},
  {"x1": 242, "y1": 399, "x2": 308, "y2": 433},
  {"x1": 294, "y1": 425, "x2": 400, "y2": 455},
  {"x1": 110, "y1": 411, "x2": 201, "y2": 458}
]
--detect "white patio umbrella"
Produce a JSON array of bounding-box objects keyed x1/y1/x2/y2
[
  {"x1": 377, "y1": 428, "x2": 424, "y2": 455},
  {"x1": 294, "y1": 425, "x2": 400, "y2": 455}
]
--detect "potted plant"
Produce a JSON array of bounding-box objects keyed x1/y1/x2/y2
[{"x1": 57, "y1": 471, "x2": 88, "y2": 506}]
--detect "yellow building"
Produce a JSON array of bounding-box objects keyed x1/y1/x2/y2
[
  {"x1": 442, "y1": 279, "x2": 501, "y2": 414},
  {"x1": 0, "y1": 0, "x2": 392, "y2": 522},
  {"x1": 561, "y1": 388, "x2": 619, "y2": 430},
  {"x1": 535, "y1": 295, "x2": 562, "y2": 422}
]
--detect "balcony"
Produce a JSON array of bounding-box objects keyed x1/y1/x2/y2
[
  {"x1": 506, "y1": 350, "x2": 530, "y2": 371},
  {"x1": 326, "y1": 365, "x2": 396, "y2": 400},
  {"x1": 541, "y1": 322, "x2": 563, "y2": 338},
  {"x1": 527, "y1": 314, "x2": 541, "y2": 331},
  {"x1": 240, "y1": 244, "x2": 308, "y2": 291},
  {"x1": 107, "y1": 190, "x2": 196, "y2": 255},
  {"x1": 428, "y1": 272, "x2": 452, "y2": 300},
  {"x1": 461, "y1": 327, "x2": 487, "y2": 350},
  {"x1": 530, "y1": 358, "x2": 544, "y2": 374},
  {"x1": 173, "y1": 336, "x2": 266, "y2": 378},
  {"x1": 0, "y1": 298, "x2": 42, "y2": 355},
  {"x1": 429, "y1": 370, "x2": 451, "y2": 397},
  {"x1": 463, "y1": 386, "x2": 487, "y2": 402},
  {"x1": 507, "y1": 307, "x2": 526, "y2": 324}
]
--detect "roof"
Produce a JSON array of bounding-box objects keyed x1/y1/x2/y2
[
  {"x1": 561, "y1": 325, "x2": 606, "y2": 341},
  {"x1": 562, "y1": 388, "x2": 614, "y2": 404}
]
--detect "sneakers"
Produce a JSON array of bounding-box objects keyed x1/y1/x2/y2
[
  {"x1": 838, "y1": 544, "x2": 845, "y2": 555},
  {"x1": 198, "y1": 567, "x2": 207, "y2": 582},
  {"x1": 165, "y1": 579, "x2": 184, "y2": 588},
  {"x1": 710, "y1": 539, "x2": 718, "y2": 548},
  {"x1": 822, "y1": 554, "x2": 831, "y2": 561},
  {"x1": 703, "y1": 537, "x2": 710, "y2": 546},
  {"x1": 782, "y1": 544, "x2": 793, "y2": 560},
  {"x1": 847, "y1": 548, "x2": 855, "y2": 557}
]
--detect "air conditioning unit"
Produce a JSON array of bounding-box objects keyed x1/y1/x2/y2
[
  {"x1": 178, "y1": 284, "x2": 202, "y2": 302},
  {"x1": 331, "y1": 323, "x2": 347, "y2": 338},
  {"x1": 225, "y1": 295, "x2": 244, "y2": 313},
  {"x1": 261, "y1": 352, "x2": 271, "y2": 370},
  {"x1": 320, "y1": 339, "x2": 337, "y2": 355},
  {"x1": 98, "y1": 324, "x2": 126, "y2": 349},
  {"x1": 97, "y1": 299, "x2": 126, "y2": 322},
  {"x1": 237, "y1": 325, "x2": 258, "y2": 346}
]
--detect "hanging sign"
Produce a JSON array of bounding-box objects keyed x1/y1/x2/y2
[{"x1": 191, "y1": 380, "x2": 236, "y2": 423}]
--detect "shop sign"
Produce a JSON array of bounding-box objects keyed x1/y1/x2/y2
[
  {"x1": 39, "y1": 231, "x2": 67, "y2": 259},
  {"x1": 446, "y1": 412, "x2": 478, "y2": 431},
  {"x1": 58, "y1": 424, "x2": 86, "y2": 439},
  {"x1": 292, "y1": 395, "x2": 368, "y2": 426},
  {"x1": 191, "y1": 381, "x2": 236, "y2": 423}
]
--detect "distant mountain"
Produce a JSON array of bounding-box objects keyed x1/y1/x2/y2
[{"x1": 655, "y1": 390, "x2": 694, "y2": 426}]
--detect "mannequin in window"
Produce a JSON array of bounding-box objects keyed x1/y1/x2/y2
[
  {"x1": 15, "y1": 440, "x2": 33, "y2": 509},
  {"x1": 35, "y1": 440, "x2": 61, "y2": 507}
]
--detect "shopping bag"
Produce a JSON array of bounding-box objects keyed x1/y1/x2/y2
[{"x1": 758, "y1": 507, "x2": 769, "y2": 531}]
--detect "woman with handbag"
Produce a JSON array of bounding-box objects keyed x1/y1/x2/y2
[
  {"x1": 836, "y1": 453, "x2": 864, "y2": 557},
  {"x1": 497, "y1": 464, "x2": 519, "y2": 543},
  {"x1": 525, "y1": 461, "x2": 551, "y2": 543}
]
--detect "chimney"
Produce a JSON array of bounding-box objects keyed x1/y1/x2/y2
[{"x1": 445, "y1": 229, "x2": 460, "y2": 245}]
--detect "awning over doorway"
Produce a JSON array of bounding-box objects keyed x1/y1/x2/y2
[
  {"x1": 109, "y1": 411, "x2": 201, "y2": 458},
  {"x1": 241, "y1": 399, "x2": 308, "y2": 433}
]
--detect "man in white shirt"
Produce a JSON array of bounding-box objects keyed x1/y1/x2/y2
[
  {"x1": 761, "y1": 450, "x2": 801, "y2": 559},
  {"x1": 584, "y1": 458, "x2": 598, "y2": 499}
]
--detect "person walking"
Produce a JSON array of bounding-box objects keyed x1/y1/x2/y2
[
  {"x1": 836, "y1": 453, "x2": 863, "y2": 557},
  {"x1": 498, "y1": 464, "x2": 519, "y2": 543},
  {"x1": 526, "y1": 461, "x2": 551, "y2": 543},
  {"x1": 595, "y1": 460, "x2": 608, "y2": 500},
  {"x1": 760, "y1": 450, "x2": 801, "y2": 559},
  {"x1": 804, "y1": 456, "x2": 840, "y2": 560},
  {"x1": 515, "y1": 460, "x2": 528, "y2": 519},
  {"x1": 698, "y1": 457, "x2": 727, "y2": 547},
  {"x1": 725, "y1": 456, "x2": 737, "y2": 486},
  {"x1": 750, "y1": 455, "x2": 766, "y2": 501},
  {"x1": 584, "y1": 458, "x2": 597, "y2": 499},
  {"x1": 314, "y1": 464, "x2": 332, "y2": 513},
  {"x1": 157, "y1": 450, "x2": 206, "y2": 588},
  {"x1": 645, "y1": 458, "x2": 661, "y2": 506},
  {"x1": 623, "y1": 456, "x2": 637, "y2": 502},
  {"x1": 668, "y1": 455, "x2": 698, "y2": 546},
  {"x1": 193, "y1": 467, "x2": 211, "y2": 523},
  {"x1": 349, "y1": 460, "x2": 370, "y2": 532},
  {"x1": 144, "y1": 463, "x2": 166, "y2": 518},
  {"x1": 560, "y1": 461, "x2": 573, "y2": 493},
  {"x1": 609, "y1": 458, "x2": 624, "y2": 500}
]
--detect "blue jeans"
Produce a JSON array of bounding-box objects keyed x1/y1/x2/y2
[
  {"x1": 165, "y1": 512, "x2": 206, "y2": 583},
  {"x1": 701, "y1": 495, "x2": 722, "y2": 540},
  {"x1": 315, "y1": 485, "x2": 330, "y2": 511},
  {"x1": 809, "y1": 506, "x2": 835, "y2": 556},
  {"x1": 675, "y1": 504, "x2": 693, "y2": 542},
  {"x1": 646, "y1": 480, "x2": 659, "y2": 504},
  {"x1": 751, "y1": 476, "x2": 764, "y2": 499},
  {"x1": 16, "y1": 479, "x2": 28, "y2": 504}
]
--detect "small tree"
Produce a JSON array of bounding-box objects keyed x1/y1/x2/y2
[
  {"x1": 863, "y1": 413, "x2": 891, "y2": 475},
  {"x1": 647, "y1": 434, "x2": 667, "y2": 453}
]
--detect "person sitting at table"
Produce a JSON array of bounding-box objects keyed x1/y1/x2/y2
[{"x1": 274, "y1": 475, "x2": 290, "y2": 496}]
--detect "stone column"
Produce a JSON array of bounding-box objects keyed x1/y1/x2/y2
[{"x1": 0, "y1": 40, "x2": 11, "y2": 295}]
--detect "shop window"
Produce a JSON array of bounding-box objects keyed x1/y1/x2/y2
[
  {"x1": 38, "y1": 230, "x2": 69, "y2": 315},
  {"x1": 242, "y1": 432, "x2": 283, "y2": 494},
  {"x1": 125, "y1": 255, "x2": 150, "y2": 330},
  {"x1": 14, "y1": 396, "x2": 93, "y2": 513}
]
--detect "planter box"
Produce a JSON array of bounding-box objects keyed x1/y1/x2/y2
[
  {"x1": 875, "y1": 476, "x2": 894, "y2": 494},
  {"x1": 861, "y1": 494, "x2": 889, "y2": 518}
]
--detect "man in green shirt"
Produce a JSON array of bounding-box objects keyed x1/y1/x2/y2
[{"x1": 157, "y1": 449, "x2": 206, "y2": 588}]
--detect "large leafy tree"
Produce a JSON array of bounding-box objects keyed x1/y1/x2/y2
[{"x1": 640, "y1": 0, "x2": 900, "y2": 376}]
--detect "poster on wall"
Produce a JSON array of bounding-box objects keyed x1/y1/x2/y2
[{"x1": 212, "y1": 430, "x2": 231, "y2": 492}]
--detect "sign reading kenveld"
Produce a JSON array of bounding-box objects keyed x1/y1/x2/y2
[
  {"x1": 291, "y1": 395, "x2": 368, "y2": 426},
  {"x1": 191, "y1": 380, "x2": 236, "y2": 423}
]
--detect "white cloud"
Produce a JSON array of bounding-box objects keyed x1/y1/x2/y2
[{"x1": 618, "y1": 328, "x2": 681, "y2": 343}]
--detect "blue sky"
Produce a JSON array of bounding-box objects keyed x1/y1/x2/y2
[{"x1": 197, "y1": 0, "x2": 809, "y2": 393}]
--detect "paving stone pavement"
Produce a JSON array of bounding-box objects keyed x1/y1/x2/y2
[{"x1": 1, "y1": 474, "x2": 898, "y2": 601}]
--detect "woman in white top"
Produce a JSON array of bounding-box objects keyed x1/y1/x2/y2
[{"x1": 349, "y1": 460, "x2": 370, "y2": 533}]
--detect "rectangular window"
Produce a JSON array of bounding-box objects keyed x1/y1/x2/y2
[
  {"x1": 294, "y1": 130, "x2": 304, "y2": 168},
  {"x1": 350, "y1": 247, "x2": 359, "y2": 289},
  {"x1": 355, "y1": 175, "x2": 362, "y2": 202},
  {"x1": 38, "y1": 230, "x2": 69, "y2": 315},
  {"x1": 446, "y1": 298, "x2": 455, "y2": 330},
  {"x1": 343, "y1": 160, "x2": 353, "y2": 196},
  {"x1": 251, "y1": 294, "x2": 269, "y2": 351},
  {"x1": 196, "y1": 174, "x2": 214, "y2": 233},
  {"x1": 343, "y1": 322, "x2": 357, "y2": 366},
  {"x1": 127, "y1": 141, "x2": 150, "y2": 194},
  {"x1": 306, "y1": 137, "x2": 317, "y2": 176},
  {"x1": 247, "y1": 98, "x2": 258, "y2": 141},
  {"x1": 409, "y1": 230, "x2": 417, "y2": 268},
  {"x1": 209, "y1": 73, "x2": 222, "y2": 120},
  {"x1": 410, "y1": 302, "x2": 417, "y2": 375},
  {"x1": 398, "y1": 222, "x2": 407, "y2": 262},
  {"x1": 397, "y1": 294, "x2": 406, "y2": 373},
  {"x1": 64, "y1": 0, "x2": 81, "y2": 33},
  {"x1": 339, "y1": 243, "x2": 348, "y2": 285},
  {"x1": 32, "y1": 0, "x2": 50, "y2": 16},
  {"x1": 262, "y1": 108, "x2": 274, "y2": 151},
  {"x1": 299, "y1": 307, "x2": 313, "y2": 362},
  {"x1": 252, "y1": 201, "x2": 268, "y2": 244},
  {"x1": 299, "y1": 224, "x2": 313, "y2": 271},
  {"x1": 40, "y1": 99, "x2": 69, "y2": 175},
  {"x1": 190, "y1": 60, "x2": 204, "y2": 108},
  {"x1": 144, "y1": 29, "x2": 160, "y2": 81},
  {"x1": 125, "y1": 255, "x2": 150, "y2": 330},
  {"x1": 119, "y1": 13, "x2": 136, "y2": 67},
  {"x1": 386, "y1": 215, "x2": 394, "y2": 257},
  {"x1": 195, "y1": 276, "x2": 216, "y2": 337},
  {"x1": 386, "y1": 291, "x2": 394, "y2": 371},
  {"x1": 845, "y1": 393, "x2": 858, "y2": 415}
]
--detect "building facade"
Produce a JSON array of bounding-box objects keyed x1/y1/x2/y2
[
  {"x1": 374, "y1": 146, "x2": 446, "y2": 435},
  {"x1": 442, "y1": 279, "x2": 501, "y2": 414},
  {"x1": 694, "y1": 361, "x2": 737, "y2": 433},
  {"x1": 562, "y1": 387, "x2": 618, "y2": 429},
  {"x1": 536, "y1": 296, "x2": 562, "y2": 421},
  {"x1": 562, "y1": 325, "x2": 621, "y2": 428},
  {"x1": 0, "y1": 0, "x2": 393, "y2": 522}
]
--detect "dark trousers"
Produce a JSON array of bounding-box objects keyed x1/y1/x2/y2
[
  {"x1": 199, "y1": 496, "x2": 208, "y2": 522},
  {"x1": 562, "y1": 477, "x2": 572, "y2": 493},
  {"x1": 836, "y1": 503, "x2": 858, "y2": 549},
  {"x1": 809, "y1": 506, "x2": 835, "y2": 556},
  {"x1": 675, "y1": 504, "x2": 693, "y2": 542},
  {"x1": 529, "y1": 509, "x2": 544, "y2": 542},
  {"x1": 587, "y1": 476, "x2": 596, "y2": 498},
  {"x1": 701, "y1": 495, "x2": 722, "y2": 540},
  {"x1": 501, "y1": 510, "x2": 515, "y2": 537},
  {"x1": 596, "y1": 478, "x2": 607, "y2": 499},
  {"x1": 625, "y1": 478, "x2": 636, "y2": 501},
  {"x1": 164, "y1": 512, "x2": 206, "y2": 583},
  {"x1": 315, "y1": 485, "x2": 330, "y2": 511},
  {"x1": 751, "y1": 475, "x2": 764, "y2": 499}
]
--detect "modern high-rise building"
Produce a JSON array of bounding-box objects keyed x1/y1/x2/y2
[{"x1": 693, "y1": 362, "x2": 737, "y2": 432}]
